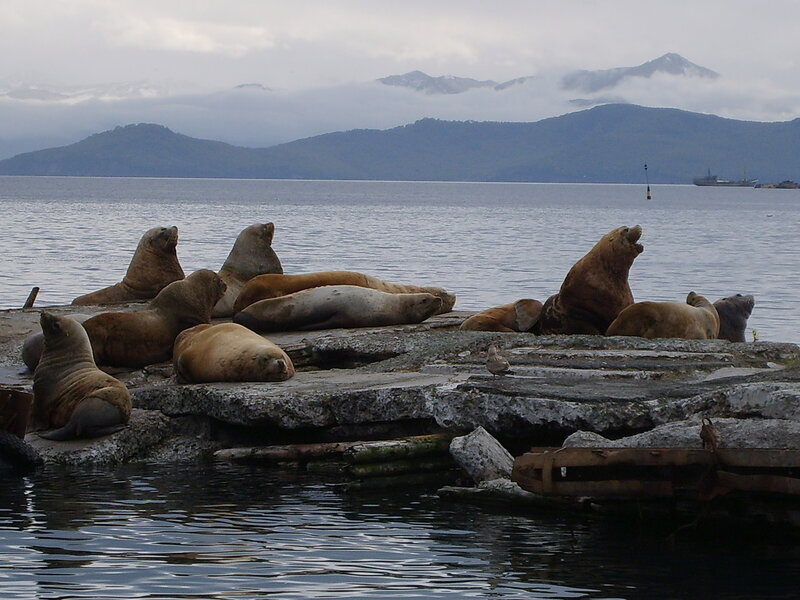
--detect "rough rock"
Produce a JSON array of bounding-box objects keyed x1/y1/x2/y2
[
  {"x1": 24, "y1": 409, "x2": 170, "y2": 466},
  {"x1": 563, "y1": 417, "x2": 800, "y2": 449},
  {"x1": 2, "y1": 304, "x2": 800, "y2": 466},
  {"x1": 449, "y1": 426, "x2": 514, "y2": 483}
]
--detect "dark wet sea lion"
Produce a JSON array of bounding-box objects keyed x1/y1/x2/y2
[
  {"x1": 714, "y1": 294, "x2": 755, "y2": 342},
  {"x1": 233, "y1": 271, "x2": 456, "y2": 315},
  {"x1": 82, "y1": 269, "x2": 226, "y2": 368},
  {"x1": 32, "y1": 312, "x2": 131, "y2": 440},
  {"x1": 72, "y1": 226, "x2": 184, "y2": 305},
  {"x1": 234, "y1": 285, "x2": 442, "y2": 332},
  {"x1": 535, "y1": 225, "x2": 644, "y2": 335}
]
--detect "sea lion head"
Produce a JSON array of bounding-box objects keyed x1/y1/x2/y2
[
  {"x1": 149, "y1": 226, "x2": 179, "y2": 253},
  {"x1": 152, "y1": 269, "x2": 227, "y2": 323},
  {"x1": 714, "y1": 294, "x2": 755, "y2": 342},
  {"x1": 39, "y1": 311, "x2": 91, "y2": 353},
  {"x1": 220, "y1": 222, "x2": 283, "y2": 279},
  {"x1": 606, "y1": 225, "x2": 644, "y2": 255},
  {"x1": 123, "y1": 225, "x2": 184, "y2": 293},
  {"x1": 406, "y1": 293, "x2": 443, "y2": 322}
]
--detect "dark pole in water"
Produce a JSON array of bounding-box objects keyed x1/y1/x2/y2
[
  {"x1": 23, "y1": 287, "x2": 39, "y2": 309},
  {"x1": 644, "y1": 163, "x2": 652, "y2": 200}
]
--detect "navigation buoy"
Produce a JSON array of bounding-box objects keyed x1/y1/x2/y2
[{"x1": 644, "y1": 163, "x2": 652, "y2": 200}]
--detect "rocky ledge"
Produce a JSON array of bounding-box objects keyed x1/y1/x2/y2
[{"x1": 2, "y1": 306, "x2": 800, "y2": 467}]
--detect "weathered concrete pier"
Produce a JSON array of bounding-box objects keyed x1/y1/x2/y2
[{"x1": 2, "y1": 305, "x2": 799, "y2": 470}]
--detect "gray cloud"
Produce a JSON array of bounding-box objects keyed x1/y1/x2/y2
[{"x1": 1, "y1": 1, "x2": 799, "y2": 157}]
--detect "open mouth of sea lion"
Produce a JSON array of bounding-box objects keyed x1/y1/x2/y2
[{"x1": 625, "y1": 225, "x2": 643, "y2": 253}]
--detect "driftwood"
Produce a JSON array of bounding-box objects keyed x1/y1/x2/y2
[
  {"x1": 214, "y1": 433, "x2": 455, "y2": 465},
  {"x1": 344, "y1": 433, "x2": 455, "y2": 464},
  {"x1": 214, "y1": 441, "x2": 357, "y2": 463}
]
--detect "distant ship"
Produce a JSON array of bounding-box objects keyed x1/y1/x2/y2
[{"x1": 693, "y1": 168, "x2": 757, "y2": 187}]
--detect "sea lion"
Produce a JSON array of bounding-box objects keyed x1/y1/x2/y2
[
  {"x1": 32, "y1": 312, "x2": 131, "y2": 441},
  {"x1": 72, "y1": 226, "x2": 184, "y2": 305},
  {"x1": 233, "y1": 271, "x2": 456, "y2": 315},
  {"x1": 605, "y1": 291, "x2": 720, "y2": 339},
  {"x1": 173, "y1": 323, "x2": 295, "y2": 383},
  {"x1": 21, "y1": 313, "x2": 92, "y2": 371},
  {"x1": 82, "y1": 269, "x2": 226, "y2": 368},
  {"x1": 460, "y1": 299, "x2": 543, "y2": 332},
  {"x1": 234, "y1": 285, "x2": 442, "y2": 332},
  {"x1": 212, "y1": 223, "x2": 284, "y2": 318},
  {"x1": 714, "y1": 294, "x2": 755, "y2": 342},
  {"x1": 534, "y1": 225, "x2": 644, "y2": 335}
]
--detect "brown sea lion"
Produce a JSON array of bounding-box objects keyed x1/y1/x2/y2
[
  {"x1": 460, "y1": 299, "x2": 543, "y2": 332},
  {"x1": 173, "y1": 323, "x2": 295, "y2": 383},
  {"x1": 21, "y1": 313, "x2": 93, "y2": 371},
  {"x1": 606, "y1": 291, "x2": 720, "y2": 339},
  {"x1": 233, "y1": 271, "x2": 456, "y2": 315},
  {"x1": 714, "y1": 294, "x2": 755, "y2": 342},
  {"x1": 72, "y1": 226, "x2": 184, "y2": 305},
  {"x1": 82, "y1": 269, "x2": 226, "y2": 368},
  {"x1": 32, "y1": 312, "x2": 131, "y2": 441},
  {"x1": 534, "y1": 225, "x2": 644, "y2": 335},
  {"x1": 212, "y1": 223, "x2": 284, "y2": 318},
  {"x1": 234, "y1": 285, "x2": 442, "y2": 332}
]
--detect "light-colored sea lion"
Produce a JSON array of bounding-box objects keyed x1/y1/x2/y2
[
  {"x1": 233, "y1": 271, "x2": 456, "y2": 315},
  {"x1": 534, "y1": 225, "x2": 644, "y2": 335},
  {"x1": 72, "y1": 226, "x2": 185, "y2": 305},
  {"x1": 606, "y1": 291, "x2": 720, "y2": 339},
  {"x1": 212, "y1": 223, "x2": 284, "y2": 318},
  {"x1": 21, "y1": 313, "x2": 93, "y2": 371},
  {"x1": 82, "y1": 269, "x2": 226, "y2": 368},
  {"x1": 173, "y1": 323, "x2": 295, "y2": 383},
  {"x1": 460, "y1": 299, "x2": 543, "y2": 332},
  {"x1": 234, "y1": 285, "x2": 442, "y2": 332},
  {"x1": 714, "y1": 294, "x2": 755, "y2": 342},
  {"x1": 32, "y1": 312, "x2": 131, "y2": 441}
]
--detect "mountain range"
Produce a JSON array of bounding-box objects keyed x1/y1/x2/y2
[
  {"x1": 2, "y1": 52, "x2": 775, "y2": 163},
  {"x1": 2, "y1": 103, "x2": 798, "y2": 184}
]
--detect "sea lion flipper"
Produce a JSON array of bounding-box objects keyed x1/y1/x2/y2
[{"x1": 38, "y1": 396, "x2": 127, "y2": 441}]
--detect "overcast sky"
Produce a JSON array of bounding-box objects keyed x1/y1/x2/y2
[
  {"x1": 2, "y1": 1, "x2": 799, "y2": 155},
  {"x1": 4, "y1": 0, "x2": 798, "y2": 90}
]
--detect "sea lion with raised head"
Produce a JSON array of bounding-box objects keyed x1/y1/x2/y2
[
  {"x1": 21, "y1": 313, "x2": 93, "y2": 371},
  {"x1": 32, "y1": 312, "x2": 131, "y2": 441},
  {"x1": 212, "y1": 222, "x2": 284, "y2": 318},
  {"x1": 606, "y1": 291, "x2": 720, "y2": 339},
  {"x1": 234, "y1": 285, "x2": 442, "y2": 332},
  {"x1": 534, "y1": 225, "x2": 644, "y2": 335},
  {"x1": 82, "y1": 269, "x2": 226, "y2": 368},
  {"x1": 72, "y1": 226, "x2": 184, "y2": 305},
  {"x1": 713, "y1": 294, "x2": 755, "y2": 342},
  {"x1": 173, "y1": 323, "x2": 295, "y2": 383},
  {"x1": 460, "y1": 299, "x2": 543, "y2": 332},
  {"x1": 233, "y1": 271, "x2": 455, "y2": 315}
]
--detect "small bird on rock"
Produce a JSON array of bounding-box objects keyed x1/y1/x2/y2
[
  {"x1": 700, "y1": 417, "x2": 720, "y2": 451},
  {"x1": 486, "y1": 344, "x2": 511, "y2": 377}
]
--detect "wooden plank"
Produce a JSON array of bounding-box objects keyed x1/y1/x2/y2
[{"x1": 717, "y1": 471, "x2": 800, "y2": 495}]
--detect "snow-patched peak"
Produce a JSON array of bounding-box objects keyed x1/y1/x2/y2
[{"x1": 561, "y1": 53, "x2": 718, "y2": 93}]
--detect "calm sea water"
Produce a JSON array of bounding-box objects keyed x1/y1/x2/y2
[
  {"x1": 2, "y1": 177, "x2": 800, "y2": 599},
  {"x1": 1, "y1": 176, "x2": 798, "y2": 342},
  {"x1": 2, "y1": 463, "x2": 799, "y2": 600}
]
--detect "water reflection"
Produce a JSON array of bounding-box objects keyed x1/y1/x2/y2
[{"x1": 2, "y1": 463, "x2": 798, "y2": 599}]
